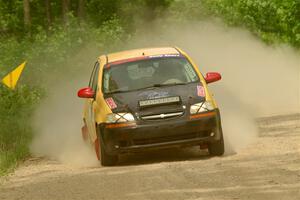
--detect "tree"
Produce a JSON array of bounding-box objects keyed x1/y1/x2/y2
[
  {"x1": 62, "y1": 0, "x2": 70, "y2": 26},
  {"x1": 78, "y1": 0, "x2": 85, "y2": 22},
  {"x1": 23, "y1": 0, "x2": 31, "y2": 32},
  {"x1": 45, "y1": 0, "x2": 52, "y2": 30}
]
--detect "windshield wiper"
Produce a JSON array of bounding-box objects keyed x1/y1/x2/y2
[
  {"x1": 106, "y1": 82, "x2": 189, "y2": 94},
  {"x1": 141, "y1": 82, "x2": 188, "y2": 90},
  {"x1": 106, "y1": 89, "x2": 128, "y2": 94}
]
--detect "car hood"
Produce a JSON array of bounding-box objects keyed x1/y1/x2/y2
[{"x1": 103, "y1": 82, "x2": 206, "y2": 116}]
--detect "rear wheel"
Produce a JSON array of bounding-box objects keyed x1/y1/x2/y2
[
  {"x1": 81, "y1": 124, "x2": 88, "y2": 142},
  {"x1": 94, "y1": 138, "x2": 101, "y2": 160}
]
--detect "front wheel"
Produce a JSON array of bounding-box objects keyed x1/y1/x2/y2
[
  {"x1": 208, "y1": 138, "x2": 224, "y2": 156},
  {"x1": 95, "y1": 125, "x2": 118, "y2": 166},
  {"x1": 96, "y1": 138, "x2": 118, "y2": 166},
  {"x1": 208, "y1": 128, "x2": 225, "y2": 156}
]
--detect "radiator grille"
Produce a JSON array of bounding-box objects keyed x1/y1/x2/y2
[{"x1": 141, "y1": 112, "x2": 183, "y2": 120}]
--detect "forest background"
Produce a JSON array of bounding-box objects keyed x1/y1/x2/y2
[{"x1": 0, "y1": 0, "x2": 299, "y2": 175}]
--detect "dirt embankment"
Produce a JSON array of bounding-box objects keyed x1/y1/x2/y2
[{"x1": 0, "y1": 114, "x2": 299, "y2": 200}]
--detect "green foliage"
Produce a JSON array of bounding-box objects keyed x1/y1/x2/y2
[
  {"x1": 0, "y1": 0, "x2": 174, "y2": 37},
  {"x1": 0, "y1": 0, "x2": 23, "y2": 36},
  {"x1": 0, "y1": 85, "x2": 43, "y2": 175},
  {"x1": 167, "y1": 0, "x2": 300, "y2": 47},
  {"x1": 202, "y1": 0, "x2": 300, "y2": 47},
  {"x1": 0, "y1": 15, "x2": 126, "y2": 175},
  {"x1": 0, "y1": 16, "x2": 126, "y2": 84},
  {"x1": 86, "y1": 0, "x2": 120, "y2": 27}
]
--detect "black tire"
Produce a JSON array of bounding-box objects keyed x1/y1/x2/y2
[
  {"x1": 208, "y1": 138, "x2": 224, "y2": 156},
  {"x1": 99, "y1": 140, "x2": 118, "y2": 166},
  {"x1": 96, "y1": 125, "x2": 118, "y2": 166},
  {"x1": 208, "y1": 128, "x2": 225, "y2": 156}
]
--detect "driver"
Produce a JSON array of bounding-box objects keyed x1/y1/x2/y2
[{"x1": 155, "y1": 59, "x2": 186, "y2": 84}]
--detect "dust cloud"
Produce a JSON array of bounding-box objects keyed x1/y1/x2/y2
[
  {"x1": 127, "y1": 21, "x2": 300, "y2": 153},
  {"x1": 30, "y1": 45, "x2": 101, "y2": 167},
  {"x1": 30, "y1": 78, "x2": 99, "y2": 167},
  {"x1": 30, "y1": 21, "x2": 300, "y2": 164}
]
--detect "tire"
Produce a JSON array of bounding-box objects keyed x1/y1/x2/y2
[
  {"x1": 100, "y1": 143, "x2": 118, "y2": 166},
  {"x1": 95, "y1": 137, "x2": 118, "y2": 166},
  {"x1": 208, "y1": 138, "x2": 224, "y2": 156},
  {"x1": 208, "y1": 128, "x2": 225, "y2": 156},
  {"x1": 95, "y1": 125, "x2": 118, "y2": 166}
]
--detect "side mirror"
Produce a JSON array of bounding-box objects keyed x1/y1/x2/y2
[
  {"x1": 205, "y1": 72, "x2": 222, "y2": 84},
  {"x1": 77, "y1": 87, "x2": 95, "y2": 98}
]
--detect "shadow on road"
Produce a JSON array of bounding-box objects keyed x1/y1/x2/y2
[{"x1": 117, "y1": 147, "x2": 212, "y2": 166}]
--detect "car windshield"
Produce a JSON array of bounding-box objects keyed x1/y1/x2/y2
[{"x1": 103, "y1": 56, "x2": 199, "y2": 94}]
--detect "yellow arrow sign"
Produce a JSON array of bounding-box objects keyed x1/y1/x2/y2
[{"x1": 1, "y1": 61, "x2": 26, "y2": 90}]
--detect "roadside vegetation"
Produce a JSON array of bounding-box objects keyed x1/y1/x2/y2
[
  {"x1": 170, "y1": 0, "x2": 300, "y2": 47},
  {"x1": 0, "y1": 0, "x2": 299, "y2": 175},
  {"x1": 204, "y1": 0, "x2": 300, "y2": 47},
  {"x1": 0, "y1": 85, "x2": 42, "y2": 175}
]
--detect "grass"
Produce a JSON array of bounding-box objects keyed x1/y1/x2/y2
[{"x1": 0, "y1": 85, "x2": 43, "y2": 175}]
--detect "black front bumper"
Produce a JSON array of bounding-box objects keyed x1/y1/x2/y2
[{"x1": 97, "y1": 109, "x2": 222, "y2": 155}]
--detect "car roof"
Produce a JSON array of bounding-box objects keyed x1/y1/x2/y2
[{"x1": 104, "y1": 47, "x2": 180, "y2": 64}]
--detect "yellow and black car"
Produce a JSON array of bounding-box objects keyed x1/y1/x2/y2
[{"x1": 78, "y1": 47, "x2": 224, "y2": 166}]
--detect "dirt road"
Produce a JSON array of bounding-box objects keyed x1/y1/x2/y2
[{"x1": 1, "y1": 114, "x2": 299, "y2": 200}]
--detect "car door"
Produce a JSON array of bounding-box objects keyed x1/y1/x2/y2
[{"x1": 85, "y1": 62, "x2": 100, "y2": 144}]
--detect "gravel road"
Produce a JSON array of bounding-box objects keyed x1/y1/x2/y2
[{"x1": 1, "y1": 114, "x2": 299, "y2": 200}]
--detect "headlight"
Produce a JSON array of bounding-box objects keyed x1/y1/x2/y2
[
  {"x1": 190, "y1": 101, "x2": 214, "y2": 114},
  {"x1": 106, "y1": 113, "x2": 135, "y2": 123}
]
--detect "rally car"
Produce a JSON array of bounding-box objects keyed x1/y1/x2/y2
[{"x1": 78, "y1": 47, "x2": 224, "y2": 166}]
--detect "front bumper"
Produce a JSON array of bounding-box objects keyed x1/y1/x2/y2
[{"x1": 97, "y1": 109, "x2": 222, "y2": 155}]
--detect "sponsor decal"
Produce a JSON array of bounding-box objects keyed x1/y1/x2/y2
[
  {"x1": 105, "y1": 97, "x2": 117, "y2": 109},
  {"x1": 197, "y1": 85, "x2": 206, "y2": 97},
  {"x1": 106, "y1": 54, "x2": 182, "y2": 68},
  {"x1": 148, "y1": 54, "x2": 181, "y2": 58},
  {"x1": 105, "y1": 56, "x2": 146, "y2": 68}
]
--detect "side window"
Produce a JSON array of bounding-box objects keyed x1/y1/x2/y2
[
  {"x1": 183, "y1": 62, "x2": 197, "y2": 82},
  {"x1": 88, "y1": 62, "x2": 100, "y2": 92}
]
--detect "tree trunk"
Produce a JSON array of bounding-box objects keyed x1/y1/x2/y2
[
  {"x1": 62, "y1": 0, "x2": 70, "y2": 26},
  {"x1": 77, "y1": 0, "x2": 85, "y2": 22},
  {"x1": 23, "y1": 0, "x2": 31, "y2": 32},
  {"x1": 45, "y1": 0, "x2": 52, "y2": 29}
]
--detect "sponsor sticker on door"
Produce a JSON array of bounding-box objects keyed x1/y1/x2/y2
[
  {"x1": 197, "y1": 85, "x2": 205, "y2": 97},
  {"x1": 105, "y1": 97, "x2": 117, "y2": 109}
]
